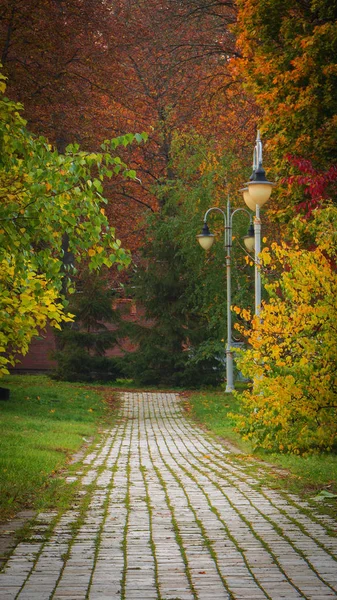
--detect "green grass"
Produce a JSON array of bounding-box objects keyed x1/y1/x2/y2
[
  {"x1": 185, "y1": 383, "x2": 252, "y2": 451},
  {"x1": 0, "y1": 375, "x2": 119, "y2": 521},
  {"x1": 187, "y1": 385, "x2": 337, "y2": 502}
]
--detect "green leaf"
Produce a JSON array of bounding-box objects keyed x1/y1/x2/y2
[
  {"x1": 93, "y1": 179, "x2": 103, "y2": 193},
  {"x1": 313, "y1": 490, "x2": 337, "y2": 501},
  {"x1": 124, "y1": 169, "x2": 137, "y2": 179}
]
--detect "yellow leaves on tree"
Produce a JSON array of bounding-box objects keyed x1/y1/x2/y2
[
  {"x1": 0, "y1": 259, "x2": 73, "y2": 376},
  {"x1": 232, "y1": 207, "x2": 337, "y2": 454}
]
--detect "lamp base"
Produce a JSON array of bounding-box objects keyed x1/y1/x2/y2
[{"x1": 225, "y1": 384, "x2": 235, "y2": 393}]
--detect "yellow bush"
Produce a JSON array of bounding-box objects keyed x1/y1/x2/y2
[{"x1": 232, "y1": 207, "x2": 337, "y2": 453}]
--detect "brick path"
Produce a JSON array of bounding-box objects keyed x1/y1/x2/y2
[{"x1": 0, "y1": 392, "x2": 337, "y2": 599}]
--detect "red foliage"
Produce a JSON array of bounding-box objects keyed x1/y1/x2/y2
[{"x1": 285, "y1": 155, "x2": 337, "y2": 218}]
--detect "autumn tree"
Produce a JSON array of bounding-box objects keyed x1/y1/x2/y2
[
  {"x1": 101, "y1": 0, "x2": 244, "y2": 243},
  {"x1": 234, "y1": 0, "x2": 337, "y2": 220},
  {"x1": 0, "y1": 74, "x2": 145, "y2": 375},
  {"x1": 232, "y1": 206, "x2": 337, "y2": 453},
  {"x1": 227, "y1": 0, "x2": 337, "y2": 453},
  {"x1": 0, "y1": 0, "x2": 127, "y2": 148},
  {"x1": 1, "y1": 0, "x2": 257, "y2": 256},
  {"x1": 0, "y1": 0, "x2": 260, "y2": 384}
]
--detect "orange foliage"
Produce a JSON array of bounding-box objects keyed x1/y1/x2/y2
[
  {"x1": 0, "y1": 0, "x2": 258, "y2": 265},
  {"x1": 233, "y1": 0, "x2": 337, "y2": 222}
]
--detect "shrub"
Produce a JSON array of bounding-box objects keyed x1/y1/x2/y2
[
  {"x1": 53, "y1": 349, "x2": 123, "y2": 383},
  {"x1": 231, "y1": 207, "x2": 337, "y2": 454}
]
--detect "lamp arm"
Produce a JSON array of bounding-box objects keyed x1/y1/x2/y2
[
  {"x1": 203, "y1": 206, "x2": 227, "y2": 226},
  {"x1": 230, "y1": 207, "x2": 252, "y2": 226}
]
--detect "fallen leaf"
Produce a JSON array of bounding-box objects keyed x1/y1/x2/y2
[{"x1": 313, "y1": 490, "x2": 337, "y2": 501}]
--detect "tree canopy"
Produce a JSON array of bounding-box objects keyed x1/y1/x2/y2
[
  {"x1": 0, "y1": 0, "x2": 256, "y2": 254},
  {"x1": 234, "y1": 0, "x2": 337, "y2": 221},
  {"x1": 0, "y1": 73, "x2": 146, "y2": 374}
]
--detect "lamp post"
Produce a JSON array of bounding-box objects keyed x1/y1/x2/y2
[
  {"x1": 197, "y1": 131, "x2": 274, "y2": 392},
  {"x1": 197, "y1": 199, "x2": 253, "y2": 393},
  {"x1": 240, "y1": 131, "x2": 275, "y2": 316}
]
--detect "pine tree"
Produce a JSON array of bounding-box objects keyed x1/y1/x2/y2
[
  {"x1": 121, "y1": 132, "x2": 253, "y2": 387},
  {"x1": 53, "y1": 271, "x2": 123, "y2": 382}
]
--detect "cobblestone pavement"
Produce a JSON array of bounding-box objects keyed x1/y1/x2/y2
[{"x1": 1, "y1": 392, "x2": 337, "y2": 600}]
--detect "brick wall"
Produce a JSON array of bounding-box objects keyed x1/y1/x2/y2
[{"x1": 12, "y1": 299, "x2": 149, "y2": 373}]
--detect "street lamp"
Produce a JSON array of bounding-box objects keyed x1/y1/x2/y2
[
  {"x1": 197, "y1": 200, "x2": 253, "y2": 393},
  {"x1": 241, "y1": 131, "x2": 275, "y2": 316},
  {"x1": 197, "y1": 131, "x2": 274, "y2": 392}
]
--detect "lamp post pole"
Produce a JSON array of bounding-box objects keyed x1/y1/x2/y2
[
  {"x1": 225, "y1": 199, "x2": 233, "y2": 392},
  {"x1": 241, "y1": 131, "x2": 275, "y2": 316},
  {"x1": 253, "y1": 132, "x2": 263, "y2": 316},
  {"x1": 254, "y1": 205, "x2": 262, "y2": 316},
  {"x1": 198, "y1": 199, "x2": 252, "y2": 393}
]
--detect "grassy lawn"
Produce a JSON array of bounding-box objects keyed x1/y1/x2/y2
[
  {"x1": 0, "y1": 375, "x2": 119, "y2": 522},
  {"x1": 186, "y1": 385, "x2": 337, "y2": 506}
]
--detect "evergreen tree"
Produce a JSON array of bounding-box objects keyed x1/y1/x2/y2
[
  {"x1": 122, "y1": 132, "x2": 254, "y2": 387},
  {"x1": 53, "y1": 270, "x2": 123, "y2": 382}
]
